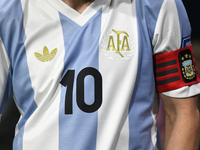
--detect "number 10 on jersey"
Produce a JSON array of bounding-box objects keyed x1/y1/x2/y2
[{"x1": 60, "y1": 67, "x2": 103, "y2": 114}]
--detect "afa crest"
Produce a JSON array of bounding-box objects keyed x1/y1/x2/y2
[
  {"x1": 100, "y1": 29, "x2": 135, "y2": 60},
  {"x1": 178, "y1": 49, "x2": 196, "y2": 83}
]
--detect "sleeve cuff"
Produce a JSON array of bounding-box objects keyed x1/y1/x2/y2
[{"x1": 162, "y1": 83, "x2": 200, "y2": 98}]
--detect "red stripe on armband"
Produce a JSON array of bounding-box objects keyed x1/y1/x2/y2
[{"x1": 154, "y1": 45, "x2": 200, "y2": 93}]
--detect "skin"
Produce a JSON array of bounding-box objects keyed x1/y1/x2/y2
[
  {"x1": 62, "y1": 0, "x2": 200, "y2": 149},
  {"x1": 62, "y1": 0, "x2": 94, "y2": 13},
  {"x1": 160, "y1": 94, "x2": 199, "y2": 150}
]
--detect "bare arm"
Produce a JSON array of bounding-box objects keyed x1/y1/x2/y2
[{"x1": 159, "y1": 94, "x2": 199, "y2": 150}]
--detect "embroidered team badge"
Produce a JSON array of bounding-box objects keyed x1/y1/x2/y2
[
  {"x1": 34, "y1": 46, "x2": 57, "y2": 62},
  {"x1": 178, "y1": 49, "x2": 196, "y2": 83},
  {"x1": 100, "y1": 29, "x2": 135, "y2": 60}
]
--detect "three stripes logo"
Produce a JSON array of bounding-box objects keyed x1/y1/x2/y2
[
  {"x1": 155, "y1": 59, "x2": 180, "y2": 86},
  {"x1": 34, "y1": 46, "x2": 57, "y2": 62}
]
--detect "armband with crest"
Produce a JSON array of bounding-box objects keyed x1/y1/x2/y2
[{"x1": 154, "y1": 45, "x2": 200, "y2": 93}]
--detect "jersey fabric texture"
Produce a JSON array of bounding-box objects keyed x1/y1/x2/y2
[{"x1": 0, "y1": 0, "x2": 200, "y2": 150}]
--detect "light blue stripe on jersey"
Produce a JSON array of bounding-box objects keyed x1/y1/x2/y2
[
  {"x1": 128, "y1": 0, "x2": 164, "y2": 149},
  {"x1": 0, "y1": 1, "x2": 14, "y2": 115},
  {"x1": 139, "y1": 0, "x2": 164, "y2": 45},
  {"x1": 174, "y1": 0, "x2": 191, "y2": 48},
  {"x1": 0, "y1": 0, "x2": 38, "y2": 149},
  {"x1": 59, "y1": 9, "x2": 102, "y2": 150}
]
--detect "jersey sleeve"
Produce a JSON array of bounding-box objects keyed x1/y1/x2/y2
[
  {"x1": 152, "y1": 0, "x2": 200, "y2": 98},
  {"x1": 0, "y1": 37, "x2": 12, "y2": 121}
]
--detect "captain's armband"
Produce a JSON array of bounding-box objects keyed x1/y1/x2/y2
[{"x1": 154, "y1": 45, "x2": 200, "y2": 93}]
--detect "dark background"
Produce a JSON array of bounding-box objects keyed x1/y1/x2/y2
[{"x1": 0, "y1": 1, "x2": 200, "y2": 149}]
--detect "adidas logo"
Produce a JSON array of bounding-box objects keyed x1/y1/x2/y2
[{"x1": 34, "y1": 46, "x2": 57, "y2": 62}]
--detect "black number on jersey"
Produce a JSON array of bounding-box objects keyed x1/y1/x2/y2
[{"x1": 60, "y1": 67, "x2": 103, "y2": 114}]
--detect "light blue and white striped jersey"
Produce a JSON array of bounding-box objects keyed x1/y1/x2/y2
[{"x1": 0, "y1": 0, "x2": 200, "y2": 150}]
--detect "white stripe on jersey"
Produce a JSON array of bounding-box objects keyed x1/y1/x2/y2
[
  {"x1": 151, "y1": 111, "x2": 158, "y2": 150},
  {"x1": 0, "y1": 37, "x2": 10, "y2": 110},
  {"x1": 97, "y1": 1, "x2": 139, "y2": 149},
  {"x1": 21, "y1": 0, "x2": 65, "y2": 149}
]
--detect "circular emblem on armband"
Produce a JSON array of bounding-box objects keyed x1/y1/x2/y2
[{"x1": 178, "y1": 49, "x2": 196, "y2": 83}]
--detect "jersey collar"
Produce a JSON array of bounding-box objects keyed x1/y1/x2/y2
[{"x1": 47, "y1": 0, "x2": 107, "y2": 26}]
